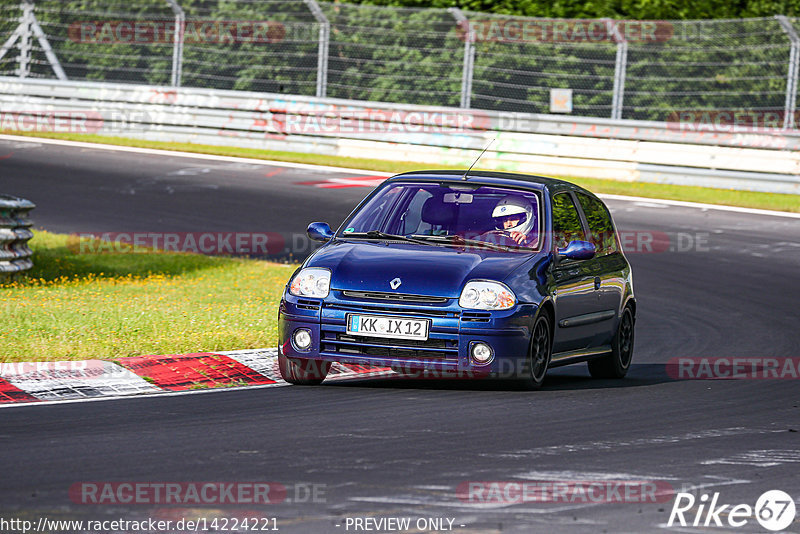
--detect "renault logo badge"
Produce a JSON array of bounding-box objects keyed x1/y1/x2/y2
[{"x1": 390, "y1": 278, "x2": 402, "y2": 290}]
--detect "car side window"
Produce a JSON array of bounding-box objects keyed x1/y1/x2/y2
[
  {"x1": 576, "y1": 193, "x2": 619, "y2": 255},
  {"x1": 551, "y1": 193, "x2": 585, "y2": 249}
]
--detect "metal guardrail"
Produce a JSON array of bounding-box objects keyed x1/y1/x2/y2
[
  {"x1": 0, "y1": 77, "x2": 798, "y2": 194},
  {"x1": 0, "y1": 195, "x2": 35, "y2": 278}
]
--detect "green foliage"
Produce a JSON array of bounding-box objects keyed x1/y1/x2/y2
[
  {"x1": 0, "y1": 230, "x2": 294, "y2": 362},
  {"x1": 348, "y1": 0, "x2": 800, "y2": 19},
  {"x1": 7, "y1": 1, "x2": 798, "y2": 120}
]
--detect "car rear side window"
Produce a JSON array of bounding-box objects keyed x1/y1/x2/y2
[
  {"x1": 576, "y1": 193, "x2": 619, "y2": 255},
  {"x1": 551, "y1": 193, "x2": 585, "y2": 249}
]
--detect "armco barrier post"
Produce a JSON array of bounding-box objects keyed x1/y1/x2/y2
[
  {"x1": 608, "y1": 19, "x2": 628, "y2": 121},
  {"x1": 776, "y1": 15, "x2": 799, "y2": 130},
  {"x1": 448, "y1": 8, "x2": 474, "y2": 109},
  {"x1": 164, "y1": 0, "x2": 185, "y2": 88},
  {"x1": 17, "y1": 0, "x2": 33, "y2": 78},
  {"x1": 303, "y1": 0, "x2": 330, "y2": 99},
  {"x1": 0, "y1": 195, "x2": 35, "y2": 280},
  {"x1": 0, "y1": 0, "x2": 66, "y2": 80}
]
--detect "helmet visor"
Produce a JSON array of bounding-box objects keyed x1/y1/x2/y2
[{"x1": 495, "y1": 212, "x2": 527, "y2": 230}]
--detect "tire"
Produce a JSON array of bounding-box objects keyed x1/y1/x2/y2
[
  {"x1": 588, "y1": 305, "x2": 635, "y2": 379},
  {"x1": 278, "y1": 354, "x2": 330, "y2": 385},
  {"x1": 520, "y1": 313, "x2": 552, "y2": 390}
]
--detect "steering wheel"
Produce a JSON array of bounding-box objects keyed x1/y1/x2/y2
[{"x1": 480, "y1": 229, "x2": 521, "y2": 245}]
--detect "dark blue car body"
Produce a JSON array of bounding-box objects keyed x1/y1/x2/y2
[{"x1": 278, "y1": 171, "x2": 636, "y2": 388}]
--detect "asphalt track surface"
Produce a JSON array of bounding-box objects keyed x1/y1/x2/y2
[{"x1": 1, "y1": 137, "x2": 799, "y2": 533}]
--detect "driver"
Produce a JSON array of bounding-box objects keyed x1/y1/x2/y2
[{"x1": 491, "y1": 196, "x2": 536, "y2": 246}]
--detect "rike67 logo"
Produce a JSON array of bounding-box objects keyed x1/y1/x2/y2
[{"x1": 667, "y1": 490, "x2": 796, "y2": 531}]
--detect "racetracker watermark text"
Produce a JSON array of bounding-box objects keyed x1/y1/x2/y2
[
  {"x1": 68, "y1": 482, "x2": 326, "y2": 504},
  {"x1": 66, "y1": 231, "x2": 710, "y2": 258},
  {"x1": 667, "y1": 110, "x2": 799, "y2": 133},
  {"x1": 68, "y1": 232, "x2": 286, "y2": 256},
  {"x1": 458, "y1": 480, "x2": 675, "y2": 504},
  {"x1": 456, "y1": 19, "x2": 673, "y2": 43},
  {"x1": 666, "y1": 357, "x2": 800, "y2": 380},
  {"x1": 69, "y1": 20, "x2": 286, "y2": 44},
  {"x1": 0, "y1": 516, "x2": 279, "y2": 533}
]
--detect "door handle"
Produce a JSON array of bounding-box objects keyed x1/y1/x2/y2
[{"x1": 594, "y1": 277, "x2": 601, "y2": 290}]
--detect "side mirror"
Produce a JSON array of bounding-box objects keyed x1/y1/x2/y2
[
  {"x1": 307, "y1": 221, "x2": 334, "y2": 242},
  {"x1": 557, "y1": 240, "x2": 596, "y2": 261}
]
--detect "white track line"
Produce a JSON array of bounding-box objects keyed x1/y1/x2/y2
[
  {"x1": 598, "y1": 193, "x2": 800, "y2": 219},
  {"x1": 2, "y1": 134, "x2": 798, "y2": 219}
]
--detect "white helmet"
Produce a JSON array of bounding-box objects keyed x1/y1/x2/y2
[{"x1": 492, "y1": 196, "x2": 535, "y2": 235}]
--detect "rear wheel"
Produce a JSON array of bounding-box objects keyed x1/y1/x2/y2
[
  {"x1": 278, "y1": 354, "x2": 330, "y2": 385},
  {"x1": 520, "y1": 313, "x2": 552, "y2": 390},
  {"x1": 588, "y1": 305, "x2": 634, "y2": 379}
]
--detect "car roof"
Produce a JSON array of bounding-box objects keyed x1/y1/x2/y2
[{"x1": 389, "y1": 170, "x2": 596, "y2": 197}]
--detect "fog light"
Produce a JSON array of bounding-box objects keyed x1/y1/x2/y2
[
  {"x1": 471, "y1": 342, "x2": 493, "y2": 364},
  {"x1": 293, "y1": 328, "x2": 312, "y2": 351}
]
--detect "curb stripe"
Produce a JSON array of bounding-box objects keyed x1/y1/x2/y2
[
  {"x1": 0, "y1": 360, "x2": 160, "y2": 401},
  {"x1": 0, "y1": 377, "x2": 38, "y2": 403},
  {"x1": 118, "y1": 353, "x2": 278, "y2": 391},
  {"x1": 0, "y1": 349, "x2": 391, "y2": 406}
]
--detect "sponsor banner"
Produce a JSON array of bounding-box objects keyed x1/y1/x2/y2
[
  {"x1": 457, "y1": 480, "x2": 675, "y2": 504},
  {"x1": 68, "y1": 20, "x2": 286, "y2": 44},
  {"x1": 666, "y1": 357, "x2": 800, "y2": 380},
  {"x1": 456, "y1": 19, "x2": 673, "y2": 43}
]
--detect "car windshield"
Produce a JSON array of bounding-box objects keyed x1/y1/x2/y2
[{"x1": 339, "y1": 182, "x2": 542, "y2": 251}]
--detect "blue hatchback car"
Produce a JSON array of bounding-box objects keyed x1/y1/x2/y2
[{"x1": 278, "y1": 171, "x2": 635, "y2": 389}]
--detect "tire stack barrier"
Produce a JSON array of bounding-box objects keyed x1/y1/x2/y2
[{"x1": 0, "y1": 195, "x2": 35, "y2": 280}]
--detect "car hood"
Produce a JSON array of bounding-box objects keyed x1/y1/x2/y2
[{"x1": 306, "y1": 240, "x2": 536, "y2": 298}]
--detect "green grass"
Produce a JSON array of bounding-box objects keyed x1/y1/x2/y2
[
  {"x1": 5, "y1": 130, "x2": 800, "y2": 213},
  {"x1": 0, "y1": 231, "x2": 295, "y2": 363}
]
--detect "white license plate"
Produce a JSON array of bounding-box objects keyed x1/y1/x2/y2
[{"x1": 346, "y1": 314, "x2": 429, "y2": 341}]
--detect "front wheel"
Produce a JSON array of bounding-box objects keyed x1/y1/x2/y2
[
  {"x1": 278, "y1": 354, "x2": 330, "y2": 385},
  {"x1": 520, "y1": 313, "x2": 552, "y2": 390},
  {"x1": 588, "y1": 305, "x2": 634, "y2": 379}
]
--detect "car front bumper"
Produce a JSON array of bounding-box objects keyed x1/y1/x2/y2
[{"x1": 278, "y1": 290, "x2": 537, "y2": 377}]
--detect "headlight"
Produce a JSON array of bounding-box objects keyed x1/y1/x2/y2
[
  {"x1": 459, "y1": 280, "x2": 516, "y2": 310},
  {"x1": 289, "y1": 268, "x2": 331, "y2": 298}
]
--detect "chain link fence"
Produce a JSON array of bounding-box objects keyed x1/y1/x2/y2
[{"x1": 1, "y1": 0, "x2": 799, "y2": 125}]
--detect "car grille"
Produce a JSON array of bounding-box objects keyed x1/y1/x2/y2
[
  {"x1": 323, "y1": 301, "x2": 458, "y2": 318},
  {"x1": 341, "y1": 290, "x2": 448, "y2": 304},
  {"x1": 295, "y1": 298, "x2": 321, "y2": 311},
  {"x1": 321, "y1": 332, "x2": 458, "y2": 361},
  {"x1": 320, "y1": 292, "x2": 461, "y2": 362},
  {"x1": 461, "y1": 311, "x2": 491, "y2": 323}
]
